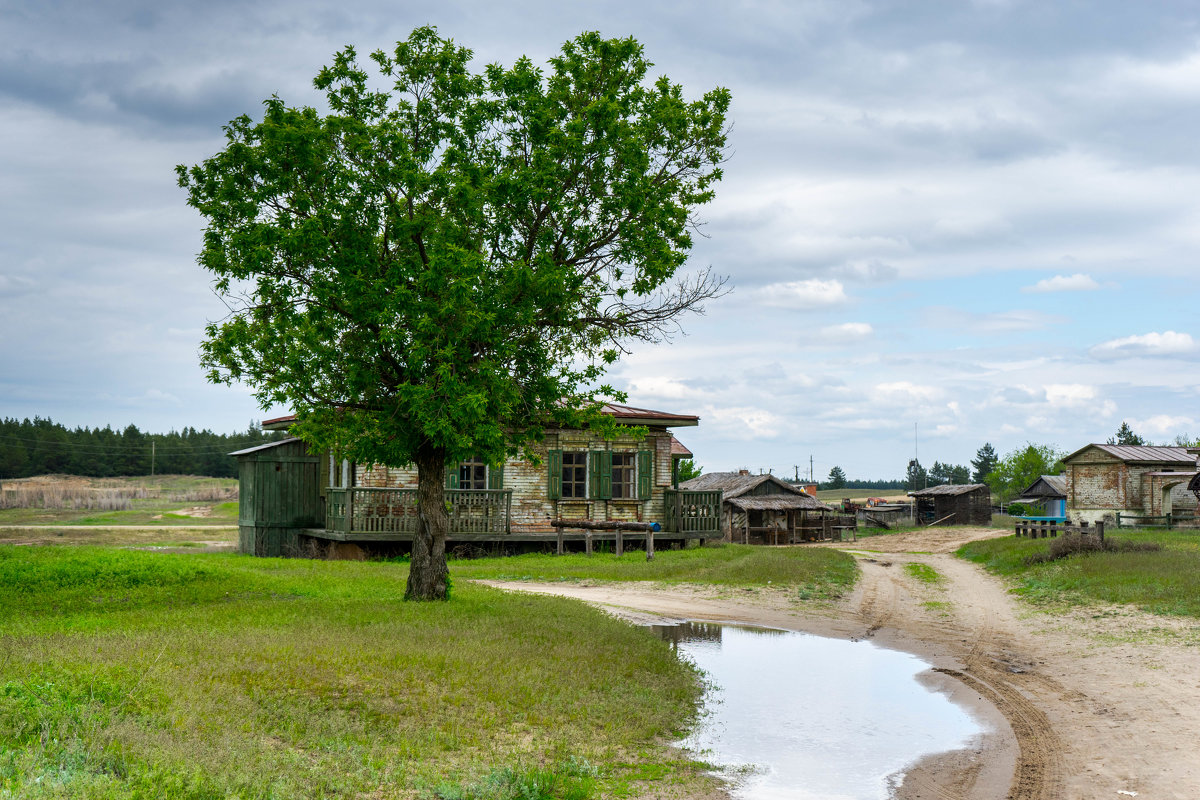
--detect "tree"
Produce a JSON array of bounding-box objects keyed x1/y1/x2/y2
[
  {"x1": 178, "y1": 28, "x2": 730, "y2": 600},
  {"x1": 675, "y1": 458, "x2": 702, "y2": 483},
  {"x1": 825, "y1": 466, "x2": 847, "y2": 490},
  {"x1": 971, "y1": 443, "x2": 998, "y2": 483},
  {"x1": 1108, "y1": 422, "x2": 1146, "y2": 446},
  {"x1": 929, "y1": 461, "x2": 971, "y2": 485},
  {"x1": 985, "y1": 443, "x2": 1064, "y2": 503},
  {"x1": 905, "y1": 459, "x2": 927, "y2": 491}
]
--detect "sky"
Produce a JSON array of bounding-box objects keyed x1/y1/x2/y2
[{"x1": 2, "y1": 0, "x2": 1198, "y2": 480}]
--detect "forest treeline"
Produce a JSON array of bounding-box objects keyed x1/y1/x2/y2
[{"x1": 0, "y1": 417, "x2": 286, "y2": 479}]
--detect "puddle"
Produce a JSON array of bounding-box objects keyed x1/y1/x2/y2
[{"x1": 652, "y1": 621, "x2": 982, "y2": 800}]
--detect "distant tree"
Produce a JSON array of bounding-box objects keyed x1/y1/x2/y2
[
  {"x1": 985, "y1": 443, "x2": 1064, "y2": 503},
  {"x1": 950, "y1": 464, "x2": 971, "y2": 484},
  {"x1": 1108, "y1": 422, "x2": 1146, "y2": 446},
  {"x1": 905, "y1": 459, "x2": 927, "y2": 491},
  {"x1": 929, "y1": 461, "x2": 971, "y2": 485},
  {"x1": 675, "y1": 459, "x2": 702, "y2": 483},
  {"x1": 178, "y1": 28, "x2": 731, "y2": 600},
  {"x1": 1172, "y1": 433, "x2": 1199, "y2": 447},
  {"x1": 825, "y1": 466, "x2": 847, "y2": 490},
  {"x1": 970, "y1": 443, "x2": 998, "y2": 483}
]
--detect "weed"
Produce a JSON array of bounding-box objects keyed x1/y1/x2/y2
[{"x1": 903, "y1": 563, "x2": 943, "y2": 585}]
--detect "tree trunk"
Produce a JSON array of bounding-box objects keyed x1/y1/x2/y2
[{"x1": 407, "y1": 442, "x2": 450, "y2": 601}]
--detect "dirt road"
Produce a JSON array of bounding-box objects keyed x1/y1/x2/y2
[{"x1": 484, "y1": 528, "x2": 1200, "y2": 800}]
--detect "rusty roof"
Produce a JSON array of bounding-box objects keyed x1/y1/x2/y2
[
  {"x1": 726, "y1": 494, "x2": 832, "y2": 512},
  {"x1": 1063, "y1": 444, "x2": 1196, "y2": 464},
  {"x1": 261, "y1": 402, "x2": 699, "y2": 431},
  {"x1": 669, "y1": 435, "x2": 692, "y2": 458},
  {"x1": 909, "y1": 483, "x2": 990, "y2": 497},
  {"x1": 228, "y1": 437, "x2": 302, "y2": 456}
]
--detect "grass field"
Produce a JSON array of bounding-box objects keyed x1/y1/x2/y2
[
  {"x1": 0, "y1": 546, "x2": 725, "y2": 799},
  {"x1": 0, "y1": 475, "x2": 238, "y2": 527},
  {"x1": 958, "y1": 528, "x2": 1200, "y2": 617},
  {"x1": 450, "y1": 542, "x2": 859, "y2": 601}
]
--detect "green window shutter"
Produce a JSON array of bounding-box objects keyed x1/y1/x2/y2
[
  {"x1": 590, "y1": 450, "x2": 612, "y2": 500},
  {"x1": 638, "y1": 450, "x2": 653, "y2": 500},
  {"x1": 547, "y1": 450, "x2": 562, "y2": 500},
  {"x1": 488, "y1": 462, "x2": 505, "y2": 490},
  {"x1": 445, "y1": 465, "x2": 459, "y2": 489}
]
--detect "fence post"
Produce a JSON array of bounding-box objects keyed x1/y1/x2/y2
[
  {"x1": 616, "y1": 530, "x2": 624, "y2": 557},
  {"x1": 646, "y1": 529, "x2": 655, "y2": 561},
  {"x1": 1096, "y1": 520, "x2": 1104, "y2": 542},
  {"x1": 585, "y1": 532, "x2": 593, "y2": 556},
  {"x1": 556, "y1": 529, "x2": 564, "y2": 555}
]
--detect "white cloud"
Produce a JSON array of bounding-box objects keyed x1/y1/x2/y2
[
  {"x1": 1131, "y1": 414, "x2": 1196, "y2": 437},
  {"x1": 815, "y1": 322, "x2": 873, "y2": 343},
  {"x1": 924, "y1": 307, "x2": 1063, "y2": 333},
  {"x1": 757, "y1": 279, "x2": 848, "y2": 309},
  {"x1": 873, "y1": 381, "x2": 942, "y2": 405},
  {"x1": 1021, "y1": 273, "x2": 1101, "y2": 293},
  {"x1": 1090, "y1": 331, "x2": 1198, "y2": 360},
  {"x1": 1044, "y1": 383, "x2": 1096, "y2": 407},
  {"x1": 627, "y1": 376, "x2": 693, "y2": 401},
  {"x1": 703, "y1": 405, "x2": 786, "y2": 440}
]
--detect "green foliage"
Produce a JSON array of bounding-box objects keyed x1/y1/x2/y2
[
  {"x1": 1108, "y1": 421, "x2": 1147, "y2": 446},
  {"x1": 0, "y1": 417, "x2": 281, "y2": 479},
  {"x1": 905, "y1": 459, "x2": 927, "y2": 491},
  {"x1": 959, "y1": 530, "x2": 1200, "y2": 616},
  {"x1": 674, "y1": 458, "x2": 702, "y2": 483},
  {"x1": 425, "y1": 759, "x2": 597, "y2": 800},
  {"x1": 984, "y1": 443, "x2": 1064, "y2": 503},
  {"x1": 177, "y1": 27, "x2": 730, "y2": 473},
  {"x1": 971, "y1": 443, "x2": 998, "y2": 483},
  {"x1": 825, "y1": 465, "x2": 846, "y2": 490},
  {"x1": 928, "y1": 461, "x2": 970, "y2": 486},
  {"x1": 0, "y1": 547, "x2": 704, "y2": 797}
]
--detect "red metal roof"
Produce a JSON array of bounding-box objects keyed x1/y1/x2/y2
[
  {"x1": 261, "y1": 403, "x2": 700, "y2": 431},
  {"x1": 670, "y1": 435, "x2": 693, "y2": 458}
]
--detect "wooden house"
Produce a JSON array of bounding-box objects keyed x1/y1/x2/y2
[
  {"x1": 678, "y1": 471, "x2": 842, "y2": 543},
  {"x1": 232, "y1": 403, "x2": 722, "y2": 556},
  {"x1": 909, "y1": 484, "x2": 992, "y2": 526},
  {"x1": 1061, "y1": 444, "x2": 1198, "y2": 526},
  {"x1": 1015, "y1": 474, "x2": 1067, "y2": 521}
]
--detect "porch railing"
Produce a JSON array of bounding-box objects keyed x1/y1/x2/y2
[
  {"x1": 325, "y1": 487, "x2": 512, "y2": 535},
  {"x1": 663, "y1": 489, "x2": 722, "y2": 534}
]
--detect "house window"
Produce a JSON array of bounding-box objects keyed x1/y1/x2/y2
[
  {"x1": 459, "y1": 457, "x2": 488, "y2": 490},
  {"x1": 612, "y1": 452, "x2": 635, "y2": 499},
  {"x1": 562, "y1": 452, "x2": 587, "y2": 498}
]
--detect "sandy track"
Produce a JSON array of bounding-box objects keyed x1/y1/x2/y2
[{"x1": 482, "y1": 528, "x2": 1200, "y2": 800}]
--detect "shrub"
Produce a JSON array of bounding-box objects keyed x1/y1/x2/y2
[{"x1": 1025, "y1": 533, "x2": 1161, "y2": 565}]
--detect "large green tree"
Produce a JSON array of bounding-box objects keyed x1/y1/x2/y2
[
  {"x1": 178, "y1": 28, "x2": 730, "y2": 599},
  {"x1": 825, "y1": 466, "x2": 847, "y2": 490},
  {"x1": 985, "y1": 443, "x2": 1064, "y2": 503},
  {"x1": 1108, "y1": 421, "x2": 1147, "y2": 446}
]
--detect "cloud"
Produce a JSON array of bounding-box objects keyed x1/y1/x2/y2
[
  {"x1": 756, "y1": 279, "x2": 849, "y2": 309},
  {"x1": 815, "y1": 322, "x2": 873, "y2": 343},
  {"x1": 1021, "y1": 273, "x2": 1101, "y2": 293},
  {"x1": 1090, "y1": 331, "x2": 1198, "y2": 360},
  {"x1": 1131, "y1": 414, "x2": 1196, "y2": 437},
  {"x1": 0, "y1": 275, "x2": 36, "y2": 297},
  {"x1": 923, "y1": 307, "x2": 1064, "y2": 333},
  {"x1": 873, "y1": 381, "x2": 942, "y2": 405}
]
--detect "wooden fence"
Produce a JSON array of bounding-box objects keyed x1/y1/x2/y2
[
  {"x1": 325, "y1": 487, "x2": 512, "y2": 535},
  {"x1": 663, "y1": 489, "x2": 722, "y2": 534},
  {"x1": 1014, "y1": 519, "x2": 1105, "y2": 539}
]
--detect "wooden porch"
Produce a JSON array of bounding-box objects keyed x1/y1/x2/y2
[{"x1": 309, "y1": 486, "x2": 723, "y2": 545}]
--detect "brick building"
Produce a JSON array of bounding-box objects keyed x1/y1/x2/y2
[{"x1": 1061, "y1": 444, "x2": 1199, "y2": 524}]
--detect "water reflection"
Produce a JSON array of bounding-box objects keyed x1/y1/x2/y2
[{"x1": 653, "y1": 622, "x2": 981, "y2": 800}]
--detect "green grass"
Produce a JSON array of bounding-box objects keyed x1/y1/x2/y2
[
  {"x1": 958, "y1": 529, "x2": 1200, "y2": 617},
  {"x1": 903, "y1": 562, "x2": 944, "y2": 585},
  {"x1": 450, "y1": 542, "x2": 858, "y2": 600},
  {"x1": 0, "y1": 546, "x2": 715, "y2": 799}
]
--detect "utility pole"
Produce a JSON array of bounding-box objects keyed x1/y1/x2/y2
[
  {"x1": 809, "y1": 455, "x2": 814, "y2": 483},
  {"x1": 794, "y1": 465, "x2": 799, "y2": 481},
  {"x1": 151, "y1": 441, "x2": 156, "y2": 477}
]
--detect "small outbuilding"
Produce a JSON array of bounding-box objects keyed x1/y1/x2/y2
[
  {"x1": 1016, "y1": 474, "x2": 1067, "y2": 521},
  {"x1": 1062, "y1": 444, "x2": 1198, "y2": 525},
  {"x1": 680, "y1": 471, "x2": 840, "y2": 543},
  {"x1": 909, "y1": 484, "x2": 992, "y2": 526}
]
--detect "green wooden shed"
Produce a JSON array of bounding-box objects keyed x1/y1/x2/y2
[{"x1": 230, "y1": 438, "x2": 324, "y2": 556}]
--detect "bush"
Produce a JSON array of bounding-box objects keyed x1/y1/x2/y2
[{"x1": 1025, "y1": 533, "x2": 1161, "y2": 565}]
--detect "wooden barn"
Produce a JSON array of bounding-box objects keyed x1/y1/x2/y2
[
  {"x1": 909, "y1": 484, "x2": 992, "y2": 526},
  {"x1": 1062, "y1": 444, "x2": 1198, "y2": 526},
  {"x1": 679, "y1": 471, "x2": 848, "y2": 543},
  {"x1": 231, "y1": 403, "x2": 724, "y2": 557},
  {"x1": 1015, "y1": 474, "x2": 1067, "y2": 521}
]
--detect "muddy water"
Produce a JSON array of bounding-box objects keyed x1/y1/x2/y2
[{"x1": 652, "y1": 622, "x2": 981, "y2": 800}]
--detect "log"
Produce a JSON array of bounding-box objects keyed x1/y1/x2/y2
[{"x1": 550, "y1": 519, "x2": 662, "y2": 532}]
